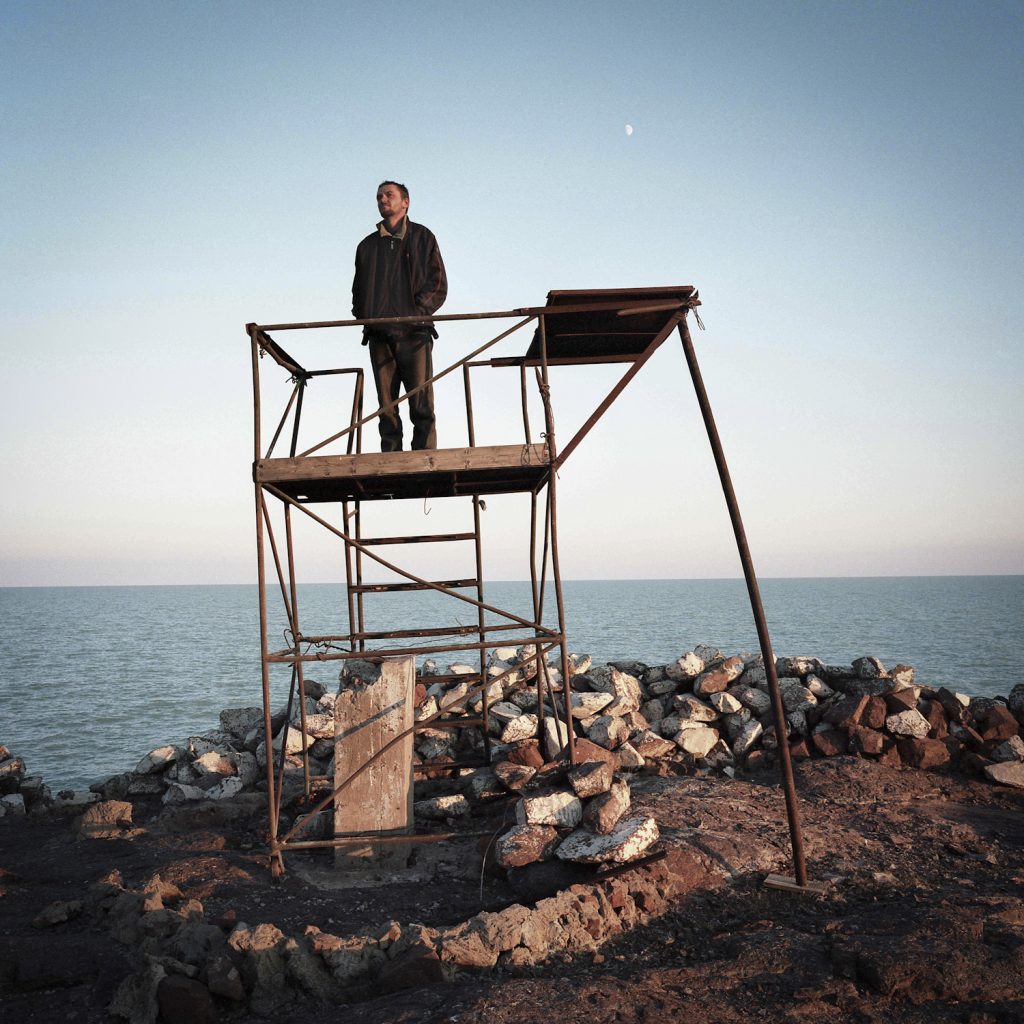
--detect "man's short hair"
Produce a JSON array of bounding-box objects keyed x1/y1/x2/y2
[{"x1": 378, "y1": 180, "x2": 409, "y2": 200}]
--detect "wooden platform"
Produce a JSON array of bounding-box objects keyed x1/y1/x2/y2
[{"x1": 255, "y1": 443, "x2": 551, "y2": 502}]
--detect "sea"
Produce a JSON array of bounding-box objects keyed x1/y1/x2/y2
[{"x1": 1, "y1": 576, "x2": 1022, "y2": 791}]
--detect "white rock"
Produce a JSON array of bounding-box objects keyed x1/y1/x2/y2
[
  {"x1": 731, "y1": 719, "x2": 763, "y2": 757},
  {"x1": 555, "y1": 814, "x2": 660, "y2": 864},
  {"x1": 665, "y1": 652, "x2": 704, "y2": 683},
  {"x1": 542, "y1": 716, "x2": 573, "y2": 760},
  {"x1": 135, "y1": 745, "x2": 181, "y2": 774},
  {"x1": 586, "y1": 715, "x2": 630, "y2": 750},
  {"x1": 587, "y1": 666, "x2": 643, "y2": 716},
  {"x1": 300, "y1": 713, "x2": 335, "y2": 739},
  {"x1": 415, "y1": 794, "x2": 470, "y2": 819},
  {"x1": 561, "y1": 691, "x2": 615, "y2": 719},
  {"x1": 630, "y1": 729, "x2": 676, "y2": 758},
  {"x1": 447, "y1": 663, "x2": 477, "y2": 676},
  {"x1": 516, "y1": 789, "x2": 582, "y2": 827},
  {"x1": 984, "y1": 761, "x2": 1024, "y2": 788},
  {"x1": 711, "y1": 691, "x2": 743, "y2": 714},
  {"x1": 501, "y1": 713, "x2": 539, "y2": 745},
  {"x1": 804, "y1": 674, "x2": 835, "y2": 700},
  {"x1": 440, "y1": 681, "x2": 471, "y2": 709},
  {"x1": 273, "y1": 725, "x2": 312, "y2": 755},
  {"x1": 886, "y1": 709, "x2": 930, "y2": 738},
  {"x1": 674, "y1": 725, "x2": 719, "y2": 758},
  {"x1": 415, "y1": 696, "x2": 439, "y2": 722},
  {"x1": 53, "y1": 790, "x2": 101, "y2": 808},
  {"x1": 674, "y1": 694, "x2": 718, "y2": 722}
]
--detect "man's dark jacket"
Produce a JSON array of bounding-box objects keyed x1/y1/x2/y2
[{"x1": 351, "y1": 220, "x2": 447, "y2": 340}]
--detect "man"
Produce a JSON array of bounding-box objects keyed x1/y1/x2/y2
[{"x1": 352, "y1": 181, "x2": 447, "y2": 452}]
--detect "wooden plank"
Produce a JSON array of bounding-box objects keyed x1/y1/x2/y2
[
  {"x1": 333, "y1": 656, "x2": 414, "y2": 870},
  {"x1": 256, "y1": 443, "x2": 550, "y2": 485},
  {"x1": 763, "y1": 873, "x2": 830, "y2": 896}
]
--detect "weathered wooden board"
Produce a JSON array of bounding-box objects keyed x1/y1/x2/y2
[{"x1": 333, "y1": 656, "x2": 414, "y2": 870}]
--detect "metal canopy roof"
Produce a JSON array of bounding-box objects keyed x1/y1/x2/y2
[{"x1": 521, "y1": 285, "x2": 696, "y2": 365}]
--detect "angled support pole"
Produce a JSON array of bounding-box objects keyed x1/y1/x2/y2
[{"x1": 677, "y1": 311, "x2": 813, "y2": 891}]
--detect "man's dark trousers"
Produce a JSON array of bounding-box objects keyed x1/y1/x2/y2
[{"x1": 367, "y1": 328, "x2": 436, "y2": 452}]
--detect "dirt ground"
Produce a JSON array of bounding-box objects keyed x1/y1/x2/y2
[{"x1": 2, "y1": 756, "x2": 1023, "y2": 1024}]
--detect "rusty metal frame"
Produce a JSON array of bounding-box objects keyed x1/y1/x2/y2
[{"x1": 247, "y1": 292, "x2": 810, "y2": 888}]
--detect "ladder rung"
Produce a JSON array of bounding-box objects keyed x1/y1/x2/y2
[
  {"x1": 351, "y1": 578, "x2": 478, "y2": 595},
  {"x1": 421, "y1": 672, "x2": 482, "y2": 684},
  {"x1": 354, "y1": 624, "x2": 481, "y2": 641},
  {"x1": 416, "y1": 717, "x2": 485, "y2": 730},
  {"x1": 358, "y1": 532, "x2": 476, "y2": 546}
]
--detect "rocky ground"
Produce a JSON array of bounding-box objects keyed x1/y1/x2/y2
[{"x1": 2, "y1": 754, "x2": 1023, "y2": 1024}]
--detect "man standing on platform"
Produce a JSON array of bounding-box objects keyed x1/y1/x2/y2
[{"x1": 352, "y1": 181, "x2": 447, "y2": 452}]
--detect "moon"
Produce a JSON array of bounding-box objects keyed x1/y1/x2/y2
[{"x1": 625, "y1": 123, "x2": 634, "y2": 137}]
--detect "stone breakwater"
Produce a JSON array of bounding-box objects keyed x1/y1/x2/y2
[
  {"x1": 3, "y1": 644, "x2": 1024, "y2": 820},
  {"x1": 3, "y1": 645, "x2": 1024, "y2": 1021}
]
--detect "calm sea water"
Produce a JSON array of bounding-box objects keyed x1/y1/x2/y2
[{"x1": 1, "y1": 577, "x2": 1021, "y2": 790}]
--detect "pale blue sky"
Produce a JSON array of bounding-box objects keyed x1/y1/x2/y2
[{"x1": 1, "y1": 0, "x2": 1021, "y2": 585}]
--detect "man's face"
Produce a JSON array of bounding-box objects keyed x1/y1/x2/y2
[{"x1": 377, "y1": 184, "x2": 409, "y2": 222}]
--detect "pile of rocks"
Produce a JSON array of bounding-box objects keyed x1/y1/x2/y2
[{"x1": 409, "y1": 646, "x2": 1024, "y2": 792}]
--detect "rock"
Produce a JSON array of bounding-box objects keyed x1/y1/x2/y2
[
  {"x1": 780, "y1": 678, "x2": 817, "y2": 714},
  {"x1": 556, "y1": 814, "x2": 659, "y2": 864},
  {"x1": 616, "y1": 742, "x2": 645, "y2": 769},
  {"x1": 220, "y1": 706, "x2": 263, "y2": 739},
  {"x1": 848, "y1": 725, "x2": 888, "y2": 757},
  {"x1": 1, "y1": 792, "x2": 26, "y2": 815},
  {"x1": 776, "y1": 656, "x2": 823, "y2": 677},
  {"x1": 852, "y1": 656, "x2": 887, "y2": 679},
  {"x1": 739, "y1": 659, "x2": 767, "y2": 689},
  {"x1": 629, "y1": 729, "x2": 675, "y2": 758},
  {"x1": 377, "y1": 942, "x2": 446, "y2": 992},
  {"x1": 495, "y1": 824, "x2": 560, "y2": 868},
  {"x1": 135, "y1": 745, "x2": 181, "y2": 774},
  {"x1": 516, "y1": 788, "x2": 582, "y2": 827},
  {"x1": 693, "y1": 656, "x2": 745, "y2": 696},
  {"x1": 920, "y1": 699, "x2": 950, "y2": 738},
  {"x1": 710, "y1": 691, "x2": 743, "y2": 714},
  {"x1": 804, "y1": 674, "x2": 835, "y2": 699},
  {"x1": 541, "y1": 716, "x2": 573, "y2": 760},
  {"x1": 570, "y1": 738, "x2": 619, "y2": 770},
  {"x1": 561, "y1": 691, "x2": 615, "y2": 719},
  {"x1": 673, "y1": 725, "x2": 719, "y2": 758},
  {"x1": 493, "y1": 709, "x2": 536, "y2": 745},
  {"x1": 731, "y1": 719, "x2": 763, "y2": 757},
  {"x1": 889, "y1": 664, "x2": 915, "y2": 687},
  {"x1": 883, "y1": 688, "x2": 918, "y2": 714},
  {"x1": 494, "y1": 760, "x2": 536, "y2": 791},
  {"x1": 730, "y1": 684, "x2": 771, "y2": 716},
  {"x1": 157, "y1": 975, "x2": 217, "y2": 1024},
  {"x1": 674, "y1": 694, "x2": 719, "y2": 722},
  {"x1": 989, "y1": 735, "x2": 1024, "y2": 763},
  {"x1": 1008, "y1": 683, "x2": 1024, "y2": 725},
  {"x1": 885, "y1": 708, "x2": 931, "y2": 738},
  {"x1": 665, "y1": 652, "x2": 704, "y2": 682},
  {"x1": 984, "y1": 761, "x2": 1024, "y2": 788},
  {"x1": 32, "y1": 899, "x2": 84, "y2": 928},
  {"x1": 77, "y1": 799, "x2": 134, "y2": 839},
  {"x1": 586, "y1": 715, "x2": 630, "y2": 750},
  {"x1": 935, "y1": 687, "x2": 971, "y2": 724},
  {"x1": 109, "y1": 962, "x2": 165, "y2": 1024},
  {"x1": 862, "y1": 695, "x2": 888, "y2": 730},
  {"x1": 582, "y1": 779, "x2": 630, "y2": 834},
  {"x1": 897, "y1": 737, "x2": 951, "y2": 769},
  {"x1": 587, "y1": 666, "x2": 643, "y2": 716},
  {"x1": 506, "y1": 740, "x2": 545, "y2": 768},
  {"x1": 415, "y1": 794, "x2": 470, "y2": 820},
  {"x1": 205, "y1": 955, "x2": 246, "y2": 1001},
  {"x1": 823, "y1": 694, "x2": 869, "y2": 731},
  {"x1": 811, "y1": 729, "x2": 848, "y2": 757},
  {"x1": 693, "y1": 643, "x2": 722, "y2": 664},
  {"x1": 978, "y1": 704, "x2": 1020, "y2": 742},
  {"x1": 568, "y1": 759, "x2": 614, "y2": 797}
]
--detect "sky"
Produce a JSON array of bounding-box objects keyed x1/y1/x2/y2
[{"x1": 1, "y1": 0, "x2": 1022, "y2": 586}]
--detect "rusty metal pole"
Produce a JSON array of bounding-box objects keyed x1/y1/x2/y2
[
  {"x1": 677, "y1": 314, "x2": 809, "y2": 887},
  {"x1": 249, "y1": 326, "x2": 283, "y2": 875}
]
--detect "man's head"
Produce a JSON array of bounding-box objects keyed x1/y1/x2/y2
[{"x1": 377, "y1": 181, "x2": 410, "y2": 226}]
